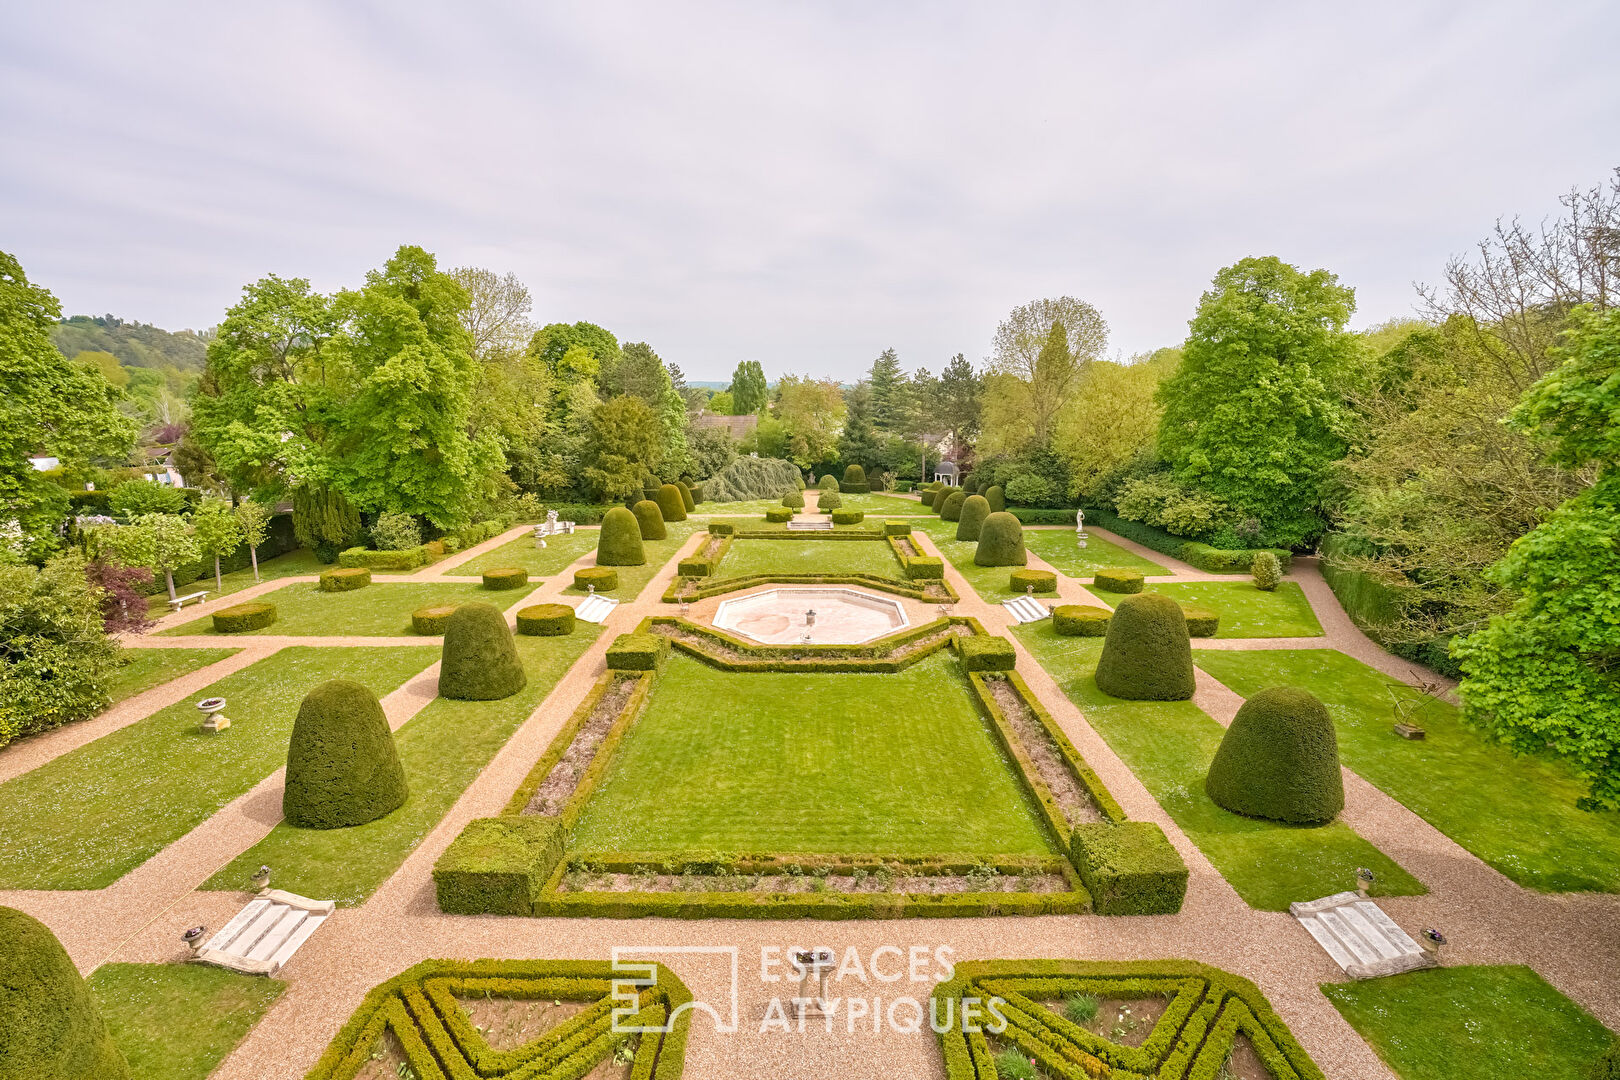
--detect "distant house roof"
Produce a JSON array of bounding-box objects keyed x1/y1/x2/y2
[
  {"x1": 934, "y1": 461, "x2": 959, "y2": 477},
  {"x1": 692, "y1": 412, "x2": 759, "y2": 439}
]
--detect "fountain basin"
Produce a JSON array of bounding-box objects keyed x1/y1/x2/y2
[{"x1": 712, "y1": 587, "x2": 908, "y2": 645}]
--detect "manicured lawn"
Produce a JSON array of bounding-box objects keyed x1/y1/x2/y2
[
  {"x1": 108, "y1": 647, "x2": 239, "y2": 704},
  {"x1": 163, "y1": 581, "x2": 498, "y2": 637},
  {"x1": 571, "y1": 653, "x2": 1056, "y2": 855},
  {"x1": 0, "y1": 647, "x2": 432, "y2": 890},
  {"x1": 1193, "y1": 648, "x2": 1620, "y2": 892},
  {"x1": 1094, "y1": 580, "x2": 1323, "y2": 638},
  {"x1": 694, "y1": 499, "x2": 791, "y2": 515},
  {"x1": 143, "y1": 548, "x2": 331, "y2": 614},
  {"x1": 562, "y1": 522, "x2": 701, "y2": 599},
  {"x1": 1015, "y1": 624, "x2": 1424, "y2": 909},
  {"x1": 90, "y1": 963, "x2": 285, "y2": 1080},
  {"x1": 204, "y1": 629, "x2": 600, "y2": 903},
  {"x1": 914, "y1": 519, "x2": 1035, "y2": 601},
  {"x1": 716, "y1": 538, "x2": 903, "y2": 579},
  {"x1": 1024, "y1": 527, "x2": 1167, "y2": 575},
  {"x1": 834, "y1": 493, "x2": 934, "y2": 514},
  {"x1": 459, "y1": 528, "x2": 600, "y2": 578},
  {"x1": 1323, "y1": 966, "x2": 1615, "y2": 1080}
]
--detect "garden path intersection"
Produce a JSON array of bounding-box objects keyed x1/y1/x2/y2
[{"x1": 1, "y1": 496, "x2": 1616, "y2": 1080}]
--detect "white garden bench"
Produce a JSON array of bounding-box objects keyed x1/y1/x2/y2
[{"x1": 168, "y1": 591, "x2": 209, "y2": 612}]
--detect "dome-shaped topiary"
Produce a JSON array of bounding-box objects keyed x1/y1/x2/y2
[
  {"x1": 283, "y1": 679, "x2": 408, "y2": 829},
  {"x1": 783, "y1": 490, "x2": 805, "y2": 509},
  {"x1": 1205, "y1": 687, "x2": 1345, "y2": 825},
  {"x1": 956, "y1": 494, "x2": 991, "y2": 542},
  {"x1": 818, "y1": 474, "x2": 840, "y2": 492},
  {"x1": 941, "y1": 490, "x2": 966, "y2": 521},
  {"x1": 631, "y1": 499, "x2": 666, "y2": 540},
  {"x1": 930, "y1": 487, "x2": 949, "y2": 513},
  {"x1": 1094, "y1": 593, "x2": 1194, "y2": 701},
  {"x1": 596, "y1": 506, "x2": 646, "y2": 566},
  {"x1": 974, "y1": 511, "x2": 1027, "y2": 567},
  {"x1": 983, "y1": 485, "x2": 1006, "y2": 513},
  {"x1": 439, "y1": 602, "x2": 527, "y2": 700},
  {"x1": 655, "y1": 483, "x2": 686, "y2": 522},
  {"x1": 818, "y1": 490, "x2": 843, "y2": 510},
  {"x1": 675, "y1": 481, "x2": 696, "y2": 513},
  {"x1": 843, "y1": 464, "x2": 865, "y2": 485},
  {"x1": 0, "y1": 906, "x2": 131, "y2": 1080}
]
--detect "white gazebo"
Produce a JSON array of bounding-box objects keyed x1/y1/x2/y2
[{"x1": 933, "y1": 461, "x2": 960, "y2": 486}]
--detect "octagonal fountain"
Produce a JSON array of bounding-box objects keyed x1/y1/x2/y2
[{"x1": 712, "y1": 588, "x2": 907, "y2": 645}]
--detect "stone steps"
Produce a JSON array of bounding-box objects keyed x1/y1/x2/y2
[
  {"x1": 193, "y1": 890, "x2": 333, "y2": 976},
  {"x1": 1291, "y1": 891, "x2": 1434, "y2": 979},
  {"x1": 1002, "y1": 595, "x2": 1051, "y2": 624},
  {"x1": 575, "y1": 594, "x2": 619, "y2": 623}
]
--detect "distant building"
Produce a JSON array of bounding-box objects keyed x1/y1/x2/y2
[{"x1": 692, "y1": 412, "x2": 759, "y2": 440}]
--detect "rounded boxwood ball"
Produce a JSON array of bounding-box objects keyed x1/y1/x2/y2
[
  {"x1": 0, "y1": 906, "x2": 130, "y2": 1080},
  {"x1": 319, "y1": 566, "x2": 371, "y2": 592},
  {"x1": 818, "y1": 474, "x2": 839, "y2": 492},
  {"x1": 1206, "y1": 687, "x2": 1345, "y2": 825},
  {"x1": 412, "y1": 604, "x2": 459, "y2": 635},
  {"x1": 631, "y1": 499, "x2": 666, "y2": 540},
  {"x1": 1053, "y1": 605, "x2": 1111, "y2": 636},
  {"x1": 596, "y1": 506, "x2": 646, "y2": 566},
  {"x1": 655, "y1": 483, "x2": 687, "y2": 522},
  {"x1": 439, "y1": 602, "x2": 527, "y2": 700},
  {"x1": 843, "y1": 464, "x2": 866, "y2": 487},
  {"x1": 818, "y1": 490, "x2": 842, "y2": 510},
  {"x1": 1095, "y1": 593, "x2": 1194, "y2": 701},
  {"x1": 516, "y1": 603, "x2": 575, "y2": 636},
  {"x1": 783, "y1": 490, "x2": 805, "y2": 509},
  {"x1": 974, "y1": 511, "x2": 1027, "y2": 567},
  {"x1": 283, "y1": 679, "x2": 408, "y2": 829},
  {"x1": 830, "y1": 509, "x2": 863, "y2": 525},
  {"x1": 984, "y1": 485, "x2": 1006, "y2": 513},
  {"x1": 675, "y1": 480, "x2": 696, "y2": 513},
  {"x1": 941, "y1": 490, "x2": 966, "y2": 521},
  {"x1": 956, "y1": 494, "x2": 990, "y2": 542}
]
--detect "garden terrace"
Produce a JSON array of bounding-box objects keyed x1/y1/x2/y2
[
  {"x1": 161, "y1": 581, "x2": 497, "y2": 637},
  {"x1": 1092, "y1": 579, "x2": 1324, "y2": 639}
]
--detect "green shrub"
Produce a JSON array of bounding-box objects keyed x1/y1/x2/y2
[
  {"x1": 1009, "y1": 568, "x2": 1056, "y2": 593},
  {"x1": 631, "y1": 499, "x2": 666, "y2": 540},
  {"x1": 1095, "y1": 592, "x2": 1194, "y2": 700},
  {"x1": 1206, "y1": 687, "x2": 1344, "y2": 825},
  {"x1": 574, "y1": 566, "x2": 618, "y2": 591},
  {"x1": 984, "y1": 485, "x2": 1006, "y2": 513},
  {"x1": 974, "y1": 511, "x2": 1026, "y2": 566},
  {"x1": 842, "y1": 465, "x2": 870, "y2": 493},
  {"x1": 212, "y1": 601, "x2": 276, "y2": 633},
  {"x1": 1252, "y1": 550, "x2": 1282, "y2": 591},
  {"x1": 818, "y1": 490, "x2": 843, "y2": 510},
  {"x1": 831, "y1": 509, "x2": 864, "y2": 525},
  {"x1": 318, "y1": 566, "x2": 371, "y2": 592},
  {"x1": 0, "y1": 556, "x2": 122, "y2": 750},
  {"x1": 412, "y1": 604, "x2": 458, "y2": 635},
  {"x1": 957, "y1": 635, "x2": 1016, "y2": 671},
  {"x1": 1053, "y1": 605, "x2": 1110, "y2": 636},
  {"x1": 675, "y1": 481, "x2": 696, "y2": 513},
  {"x1": 432, "y1": 817, "x2": 563, "y2": 915},
  {"x1": 655, "y1": 483, "x2": 687, "y2": 522},
  {"x1": 940, "y1": 490, "x2": 966, "y2": 521},
  {"x1": 1182, "y1": 605, "x2": 1219, "y2": 637},
  {"x1": 282, "y1": 679, "x2": 408, "y2": 829},
  {"x1": 1068, "y1": 823, "x2": 1188, "y2": 914},
  {"x1": 596, "y1": 506, "x2": 646, "y2": 566},
  {"x1": 369, "y1": 511, "x2": 421, "y2": 551},
  {"x1": 481, "y1": 567, "x2": 529, "y2": 590},
  {"x1": 338, "y1": 545, "x2": 428, "y2": 571},
  {"x1": 1004, "y1": 473, "x2": 1058, "y2": 507},
  {"x1": 955, "y1": 494, "x2": 990, "y2": 542},
  {"x1": 782, "y1": 489, "x2": 805, "y2": 509},
  {"x1": 707, "y1": 521, "x2": 736, "y2": 536},
  {"x1": 439, "y1": 602, "x2": 526, "y2": 700},
  {"x1": 516, "y1": 603, "x2": 575, "y2": 636},
  {"x1": 930, "y1": 487, "x2": 949, "y2": 513},
  {"x1": 765, "y1": 507, "x2": 794, "y2": 523},
  {"x1": 0, "y1": 906, "x2": 130, "y2": 1079},
  {"x1": 819, "y1": 474, "x2": 840, "y2": 492},
  {"x1": 883, "y1": 519, "x2": 911, "y2": 536},
  {"x1": 905, "y1": 555, "x2": 944, "y2": 580},
  {"x1": 704, "y1": 456, "x2": 802, "y2": 502},
  {"x1": 606, "y1": 632, "x2": 669, "y2": 671},
  {"x1": 1092, "y1": 567, "x2": 1144, "y2": 593},
  {"x1": 1589, "y1": 1042, "x2": 1620, "y2": 1080}
]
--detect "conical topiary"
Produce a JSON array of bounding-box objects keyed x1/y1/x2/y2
[
  {"x1": 930, "y1": 487, "x2": 949, "y2": 513},
  {"x1": 1094, "y1": 593, "x2": 1195, "y2": 701},
  {"x1": 439, "y1": 602, "x2": 527, "y2": 700},
  {"x1": 1206, "y1": 687, "x2": 1345, "y2": 825},
  {"x1": 675, "y1": 481, "x2": 696, "y2": 513},
  {"x1": 282, "y1": 680, "x2": 408, "y2": 829},
  {"x1": 984, "y1": 485, "x2": 1006, "y2": 513},
  {"x1": 941, "y1": 490, "x2": 966, "y2": 521},
  {"x1": 631, "y1": 499, "x2": 666, "y2": 540},
  {"x1": 0, "y1": 906, "x2": 130, "y2": 1080},
  {"x1": 655, "y1": 483, "x2": 687, "y2": 522},
  {"x1": 956, "y1": 494, "x2": 991, "y2": 542},
  {"x1": 596, "y1": 506, "x2": 646, "y2": 566},
  {"x1": 974, "y1": 511, "x2": 1026, "y2": 566}
]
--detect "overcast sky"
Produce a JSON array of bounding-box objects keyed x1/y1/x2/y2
[{"x1": 3, "y1": 2, "x2": 1617, "y2": 382}]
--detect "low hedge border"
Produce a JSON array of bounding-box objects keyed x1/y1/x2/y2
[
  {"x1": 1053, "y1": 605, "x2": 1110, "y2": 636},
  {"x1": 1068, "y1": 822, "x2": 1189, "y2": 915},
  {"x1": 955, "y1": 634, "x2": 1016, "y2": 671},
  {"x1": 433, "y1": 816, "x2": 564, "y2": 915},
  {"x1": 1092, "y1": 567, "x2": 1144, "y2": 593},
  {"x1": 503, "y1": 673, "x2": 654, "y2": 816},
  {"x1": 764, "y1": 507, "x2": 794, "y2": 523},
  {"x1": 729, "y1": 528, "x2": 888, "y2": 540},
  {"x1": 706, "y1": 521, "x2": 735, "y2": 535},
  {"x1": 830, "y1": 509, "x2": 864, "y2": 525},
  {"x1": 515, "y1": 603, "x2": 575, "y2": 636},
  {"x1": 934, "y1": 960, "x2": 1325, "y2": 1080},
  {"x1": 212, "y1": 602, "x2": 276, "y2": 633},
  {"x1": 663, "y1": 572, "x2": 958, "y2": 605},
  {"x1": 644, "y1": 615, "x2": 980, "y2": 673},
  {"x1": 1182, "y1": 604, "x2": 1220, "y2": 637},
  {"x1": 338, "y1": 545, "x2": 430, "y2": 571},
  {"x1": 303, "y1": 958, "x2": 691, "y2": 1080},
  {"x1": 883, "y1": 519, "x2": 912, "y2": 535},
  {"x1": 481, "y1": 567, "x2": 529, "y2": 591},
  {"x1": 531, "y1": 883, "x2": 1088, "y2": 919},
  {"x1": 1080, "y1": 508, "x2": 1293, "y2": 574},
  {"x1": 319, "y1": 566, "x2": 372, "y2": 591},
  {"x1": 411, "y1": 604, "x2": 459, "y2": 635},
  {"x1": 903, "y1": 555, "x2": 945, "y2": 580},
  {"x1": 676, "y1": 533, "x2": 732, "y2": 577},
  {"x1": 568, "y1": 851, "x2": 1065, "y2": 877}
]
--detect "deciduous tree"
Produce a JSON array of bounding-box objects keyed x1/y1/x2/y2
[{"x1": 728, "y1": 360, "x2": 768, "y2": 414}]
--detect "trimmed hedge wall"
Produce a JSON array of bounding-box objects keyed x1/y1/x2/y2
[
  {"x1": 338, "y1": 545, "x2": 429, "y2": 571},
  {"x1": 665, "y1": 571, "x2": 957, "y2": 605},
  {"x1": 882, "y1": 519, "x2": 911, "y2": 535},
  {"x1": 573, "y1": 566, "x2": 617, "y2": 591},
  {"x1": 411, "y1": 605, "x2": 458, "y2": 635},
  {"x1": 434, "y1": 817, "x2": 564, "y2": 915},
  {"x1": 515, "y1": 604, "x2": 575, "y2": 636},
  {"x1": 212, "y1": 602, "x2": 276, "y2": 633},
  {"x1": 904, "y1": 555, "x2": 944, "y2": 580},
  {"x1": 1054, "y1": 605, "x2": 1110, "y2": 636},
  {"x1": 1010, "y1": 568, "x2": 1056, "y2": 593},
  {"x1": 1068, "y1": 822, "x2": 1189, "y2": 915},
  {"x1": 830, "y1": 509, "x2": 864, "y2": 525},
  {"x1": 481, "y1": 567, "x2": 529, "y2": 590},
  {"x1": 1093, "y1": 567, "x2": 1144, "y2": 593},
  {"x1": 677, "y1": 534, "x2": 732, "y2": 577},
  {"x1": 956, "y1": 635, "x2": 1016, "y2": 671},
  {"x1": 706, "y1": 521, "x2": 735, "y2": 535},
  {"x1": 649, "y1": 615, "x2": 979, "y2": 674},
  {"x1": 1083, "y1": 507, "x2": 1292, "y2": 574},
  {"x1": 605, "y1": 632, "x2": 669, "y2": 671},
  {"x1": 318, "y1": 566, "x2": 371, "y2": 591}
]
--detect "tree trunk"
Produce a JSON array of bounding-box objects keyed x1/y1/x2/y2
[
  {"x1": 250, "y1": 544, "x2": 260, "y2": 582},
  {"x1": 164, "y1": 569, "x2": 176, "y2": 602},
  {"x1": 214, "y1": 555, "x2": 223, "y2": 592}
]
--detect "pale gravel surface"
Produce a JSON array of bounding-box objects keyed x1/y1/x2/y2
[{"x1": 4, "y1": 511, "x2": 1615, "y2": 1079}]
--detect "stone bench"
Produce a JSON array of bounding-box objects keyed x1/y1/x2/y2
[{"x1": 167, "y1": 590, "x2": 209, "y2": 612}]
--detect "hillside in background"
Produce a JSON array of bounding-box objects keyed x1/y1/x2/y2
[{"x1": 51, "y1": 314, "x2": 209, "y2": 370}]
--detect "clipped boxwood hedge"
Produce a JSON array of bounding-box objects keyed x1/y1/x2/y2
[
  {"x1": 818, "y1": 490, "x2": 843, "y2": 510},
  {"x1": 1206, "y1": 687, "x2": 1344, "y2": 825},
  {"x1": 1093, "y1": 567, "x2": 1145, "y2": 593},
  {"x1": 1009, "y1": 568, "x2": 1057, "y2": 593},
  {"x1": 338, "y1": 545, "x2": 430, "y2": 571},
  {"x1": 1095, "y1": 593, "x2": 1195, "y2": 701},
  {"x1": 1068, "y1": 822, "x2": 1188, "y2": 914},
  {"x1": 655, "y1": 483, "x2": 687, "y2": 522},
  {"x1": 481, "y1": 567, "x2": 529, "y2": 591},
  {"x1": 975, "y1": 511, "x2": 1026, "y2": 566},
  {"x1": 1182, "y1": 604, "x2": 1220, "y2": 637},
  {"x1": 595, "y1": 506, "x2": 646, "y2": 566},
  {"x1": 830, "y1": 509, "x2": 864, "y2": 525},
  {"x1": 707, "y1": 521, "x2": 736, "y2": 536},
  {"x1": 1053, "y1": 605, "x2": 1111, "y2": 636},
  {"x1": 764, "y1": 506, "x2": 794, "y2": 523},
  {"x1": 905, "y1": 555, "x2": 945, "y2": 580},
  {"x1": 318, "y1": 566, "x2": 371, "y2": 592},
  {"x1": 515, "y1": 603, "x2": 575, "y2": 636},
  {"x1": 574, "y1": 566, "x2": 617, "y2": 591},
  {"x1": 212, "y1": 602, "x2": 276, "y2": 633},
  {"x1": 782, "y1": 490, "x2": 805, "y2": 509},
  {"x1": 438, "y1": 603, "x2": 527, "y2": 701},
  {"x1": 957, "y1": 635, "x2": 1016, "y2": 671},
  {"x1": 1081, "y1": 507, "x2": 1292, "y2": 574},
  {"x1": 605, "y1": 632, "x2": 669, "y2": 671},
  {"x1": 631, "y1": 499, "x2": 666, "y2": 540},
  {"x1": 433, "y1": 816, "x2": 564, "y2": 915},
  {"x1": 411, "y1": 604, "x2": 459, "y2": 635},
  {"x1": 882, "y1": 519, "x2": 911, "y2": 535}
]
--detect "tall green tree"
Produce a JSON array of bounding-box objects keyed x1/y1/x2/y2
[
  {"x1": 728, "y1": 360, "x2": 768, "y2": 414},
  {"x1": 1158, "y1": 256, "x2": 1358, "y2": 548},
  {"x1": 528, "y1": 321, "x2": 619, "y2": 398},
  {"x1": 581, "y1": 395, "x2": 666, "y2": 502},
  {"x1": 0, "y1": 250, "x2": 136, "y2": 558},
  {"x1": 985, "y1": 296, "x2": 1107, "y2": 451},
  {"x1": 234, "y1": 499, "x2": 273, "y2": 581},
  {"x1": 191, "y1": 498, "x2": 245, "y2": 592},
  {"x1": 837, "y1": 381, "x2": 881, "y2": 473},
  {"x1": 868, "y1": 348, "x2": 906, "y2": 433},
  {"x1": 935, "y1": 353, "x2": 983, "y2": 459}
]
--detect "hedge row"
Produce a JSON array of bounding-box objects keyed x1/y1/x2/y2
[
  {"x1": 1081, "y1": 508, "x2": 1292, "y2": 573},
  {"x1": 338, "y1": 545, "x2": 431, "y2": 571},
  {"x1": 1068, "y1": 822, "x2": 1188, "y2": 915},
  {"x1": 645, "y1": 615, "x2": 978, "y2": 673},
  {"x1": 1319, "y1": 532, "x2": 1461, "y2": 677},
  {"x1": 531, "y1": 883, "x2": 1089, "y2": 920},
  {"x1": 728, "y1": 527, "x2": 888, "y2": 540},
  {"x1": 574, "y1": 851, "x2": 1065, "y2": 877},
  {"x1": 664, "y1": 572, "x2": 958, "y2": 605},
  {"x1": 502, "y1": 673, "x2": 654, "y2": 815},
  {"x1": 212, "y1": 602, "x2": 275, "y2": 633},
  {"x1": 302, "y1": 958, "x2": 692, "y2": 1080},
  {"x1": 955, "y1": 635, "x2": 1015, "y2": 671},
  {"x1": 676, "y1": 534, "x2": 732, "y2": 577},
  {"x1": 605, "y1": 632, "x2": 670, "y2": 671}
]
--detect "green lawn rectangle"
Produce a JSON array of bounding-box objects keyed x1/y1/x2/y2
[
  {"x1": 570, "y1": 653, "x2": 1056, "y2": 856},
  {"x1": 1095, "y1": 580, "x2": 1323, "y2": 638},
  {"x1": 0, "y1": 647, "x2": 433, "y2": 890},
  {"x1": 1323, "y1": 966, "x2": 1615, "y2": 1080},
  {"x1": 91, "y1": 963, "x2": 285, "y2": 1080},
  {"x1": 1014, "y1": 624, "x2": 1423, "y2": 909},
  {"x1": 834, "y1": 493, "x2": 935, "y2": 514},
  {"x1": 162, "y1": 581, "x2": 497, "y2": 637},
  {"x1": 1024, "y1": 528, "x2": 1167, "y2": 575},
  {"x1": 562, "y1": 522, "x2": 702, "y2": 599},
  {"x1": 694, "y1": 499, "x2": 791, "y2": 515},
  {"x1": 716, "y1": 538, "x2": 903, "y2": 579},
  {"x1": 203, "y1": 629, "x2": 600, "y2": 903},
  {"x1": 1193, "y1": 648, "x2": 1620, "y2": 892},
  {"x1": 142, "y1": 548, "x2": 331, "y2": 615},
  {"x1": 108, "y1": 647, "x2": 240, "y2": 704},
  {"x1": 459, "y1": 529, "x2": 600, "y2": 578}
]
